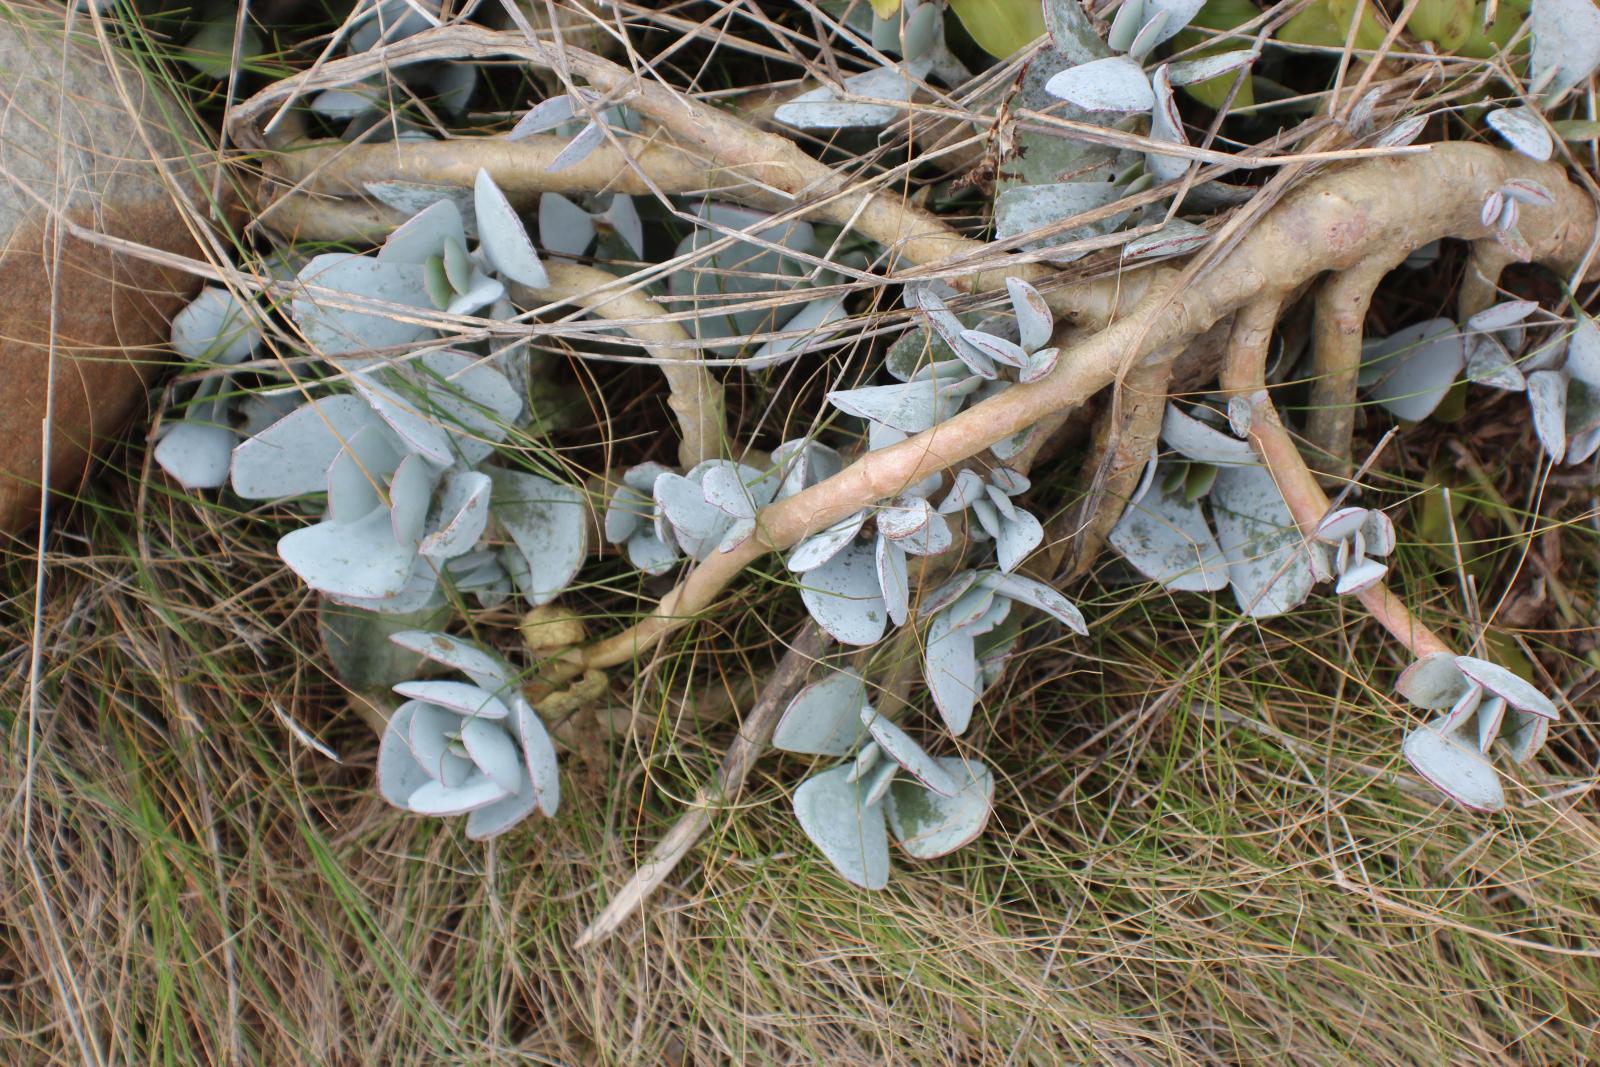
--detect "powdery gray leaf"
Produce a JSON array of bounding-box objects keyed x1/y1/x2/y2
[
  {"x1": 925, "y1": 610, "x2": 979, "y2": 735},
  {"x1": 604, "y1": 483, "x2": 649, "y2": 545},
  {"x1": 1481, "y1": 190, "x2": 1506, "y2": 229},
  {"x1": 749, "y1": 295, "x2": 850, "y2": 369},
  {"x1": 1126, "y1": 8, "x2": 1172, "y2": 60},
  {"x1": 1210, "y1": 464, "x2": 1317, "y2": 618},
  {"x1": 392, "y1": 679, "x2": 511, "y2": 720},
  {"x1": 1043, "y1": 55, "x2": 1155, "y2": 113},
  {"x1": 1315, "y1": 506, "x2": 1368, "y2": 543},
  {"x1": 537, "y1": 192, "x2": 596, "y2": 257},
  {"x1": 600, "y1": 194, "x2": 644, "y2": 258},
  {"x1": 1402, "y1": 723, "x2": 1505, "y2": 812},
  {"x1": 995, "y1": 509, "x2": 1044, "y2": 573},
  {"x1": 474, "y1": 168, "x2": 549, "y2": 287},
  {"x1": 1162, "y1": 404, "x2": 1258, "y2": 465},
  {"x1": 652, "y1": 472, "x2": 733, "y2": 560},
  {"x1": 786, "y1": 509, "x2": 867, "y2": 573},
  {"x1": 700, "y1": 461, "x2": 777, "y2": 522},
  {"x1": 459, "y1": 717, "x2": 525, "y2": 794},
  {"x1": 876, "y1": 534, "x2": 910, "y2": 626},
  {"x1": 827, "y1": 377, "x2": 974, "y2": 433},
  {"x1": 1361, "y1": 509, "x2": 1396, "y2": 557},
  {"x1": 279, "y1": 508, "x2": 414, "y2": 601},
  {"x1": 1503, "y1": 708, "x2": 1550, "y2": 765},
  {"x1": 908, "y1": 286, "x2": 998, "y2": 379},
  {"x1": 291, "y1": 253, "x2": 434, "y2": 356},
  {"x1": 445, "y1": 270, "x2": 504, "y2": 317},
  {"x1": 155, "y1": 420, "x2": 235, "y2": 490},
  {"x1": 885, "y1": 757, "x2": 995, "y2": 859},
  {"x1": 990, "y1": 468, "x2": 1030, "y2": 495},
  {"x1": 994, "y1": 181, "x2": 1131, "y2": 264},
  {"x1": 1006, "y1": 278, "x2": 1054, "y2": 352},
  {"x1": 773, "y1": 669, "x2": 870, "y2": 756},
  {"x1": 487, "y1": 468, "x2": 588, "y2": 606},
  {"x1": 1106, "y1": 0, "x2": 1148, "y2": 52},
  {"x1": 878, "y1": 494, "x2": 933, "y2": 541},
  {"x1": 419, "y1": 470, "x2": 493, "y2": 560},
  {"x1": 920, "y1": 570, "x2": 980, "y2": 619},
  {"x1": 1376, "y1": 115, "x2": 1427, "y2": 148},
  {"x1": 1530, "y1": 0, "x2": 1600, "y2": 102},
  {"x1": 1145, "y1": 65, "x2": 1188, "y2": 184},
  {"x1": 389, "y1": 630, "x2": 516, "y2": 695},
  {"x1": 1334, "y1": 557, "x2": 1388, "y2": 595},
  {"x1": 1109, "y1": 465, "x2": 1230, "y2": 592},
  {"x1": 377, "y1": 701, "x2": 431, "y2": 806},
  {"x1": 547, "y1": 120, "x2": 604, "y2": 173},
  {"x1": 1527, "y1": 370, "x2": 1569, "y2": 461},
  {"x1": 1455, "y1": 656, "x2": 1559, "y2": 719},
  {"x1": 860, "y1": 759, "x2": 899, "y2": 809},
  {"x1": 1396, "y1": 652, "x2": 1470, "y2": 710},
  {"x1": 1166, "y1": 48, "x2": 1257, "y2": 87},
  {"x1": 792, "y1": 765, "x2": 890, "y2": 890},
  {"x1": 1363, "y1": 319, "x2": 1465, "y2": 421},
  {"x1": 1567, "y1": 315, "x2": 1600, "y2": 387},
  {"x1": 1123, "y1": 219, "x2": 1209, "y2": 260},
  {"x1": 506, "y1": 93, "x2": 580, "y2": 139},
  {"x1": 847, "y1": 740, "x2": 882, "y2": 783},
  {"x1": 938, "y1": 469, "x2": 988, "y2": 514},
  {"x1": 861, "y1": 709, "x2": 959, "y2": 797},
  {"x1": 991, "y1": 572, "x2": 1088, "y2": 634},
  {"x1": 800, "y1": 540, "x2": 889, "y2": 646},
  {"x1": 1486, "y1": 107, "x2": 1553, "y2": 162},
  {"x1": 1465, "y1": 336, "x2": 1527, "y2": 391},
  {"x1": 407, "y1": 774, "x2": 511, "y2": 817},
  {"x1": 1467, "y1": 299, "x2": 1539, "y2": 333},
  {"x1": 773, "y1": 65, "x2": 916, "y2": 129},
  {"x1": 515, "y1": 694, "x2": 561, "y2": 816},
  {"x1": 365, "y1": 181, "x2": 477, "y2": 232},
  {"x1": 1501, "y1": 179, "x2": 1556, "y2": 208},
  {"x1": 464, "y1": 787, "x2": 539, "y2": 840},
  {"x1": 969, "y1": 496, "x2": 1003, "y2": 540},
  {"x1": 1020, "y1": 346, "x2": 1059, "y2": 384},
  {"x1": 898, "y1": 509, "x2": 954, "y2": 557},
  {"x1": 351, "y1": 373, "x2": 455, "y2": 466},
  {"x1": 380, "y1": 198, "x2": 466, "y2": 265},
  {"x1": 1475, "y1": 695, "x2": 1508, "y2": 753},
  {"x1": 172, "y1": 287, "x2": 260, "y2": 363}
]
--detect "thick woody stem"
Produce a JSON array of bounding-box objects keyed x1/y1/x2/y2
[
  {"x1": 1221, "y1": 296, "x2": 1453, "y2": 659},
  {"x1": 513, "y1": 266, "x2": 725, "y2": 467},
  {"x1": 1459, "y1": 239, "x2": 1519, "y2": 321},
  {"x1": 1304, "y1": 252, "x2": 1408, "y2": 479},
  {"x1": 558, "y1": 143, "x2": 1594, "y2": 676},
  {"x1": 1056, "y1": 349, "x2": 1177, "y2": 580}
]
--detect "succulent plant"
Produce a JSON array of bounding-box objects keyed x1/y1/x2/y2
[{"x1": 377, "y1": 631, "x2": 560, "y2": 840}]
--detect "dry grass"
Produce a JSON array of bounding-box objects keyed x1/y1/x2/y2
[{"x1": 4, "y1": 2, "x2": 1600, "y2": 1064}]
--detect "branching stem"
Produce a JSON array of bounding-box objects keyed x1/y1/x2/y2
[{"x1": 1305, "y1": 252, "x2": 1408, "y2": 478}]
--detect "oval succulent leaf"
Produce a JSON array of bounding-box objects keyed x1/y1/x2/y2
[
  {"x1": 392, "y1": 679, "x2": 511, "y2": 720},
  {"x1": 1161, "y1": 404, "x2": 1258, "y2": 465},
  {"x1": 1526, "y1": 370, "x2": 1569, "y2": 461},
  {"x1": 885, "y1": 757, "x2": 995, "y2": 859},
  {"x1": 799, "y1": 540, "x2": 890, "y2": 646},
  {"x1": 1455, "y1": 656, "x2": 1559, "y2": 719},
  {"x1": 860, "y1": 708, "x2": 960, "y2": 797},
  {"x1": 773, "y1": 669, "x2": 870, "y2": 756},
  {"x1": 172, "y1": 286, "x2": 260, "y2": 363},
  {"x1": 1485, "y1": 106, "x2": 1553, "y2": 162},
  {"x1": 1395, "y1": 653, "x2": 1470, "y2": 710},
  {"x1": 473, "y1": 168, "x2": 550, "y2": 287},
  {"x1": 787, "y1": 509, "x2": 868, "y2": 573},
  {"x1": 1005, "y1": 277, "x2": 1054, "y2": 352},
  {"x1": 924, "y1": 611, "x2": 980, "y2": 735},
  {"x1": 1043, "y1": 55, "x2": 1155, "y2": 113},
  {"x1": 1402, "y1": 724, "x2": 1505, "y2": 812},
  {"x1": 792, "y1": 765, "x2": 891, "y2": 889}
]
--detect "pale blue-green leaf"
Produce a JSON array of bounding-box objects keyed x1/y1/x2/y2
[
  {"x1": 413, "y1": 350, "x2": 523, "y2": 463},
  {"x1": 995, "y1": 509, "x2": 1043, "y2": 573},
  {"x1": 1167, "y1": 48, "x2": 1257, "y2": 87},
  {"x1": 1530, "y1": 0, "x2": 1600, "y2": 102},
  {"x1": 827, "y1": 377, "x2": 973, "y2": 433},
  {"x1": 1396, "y1": 653, "x2": 1470, "y2": 710},
  {"x1": 800, "y1": 540, "x2": 889, "y2": 646},
  {"x1": 1005, "y1": 277, "x2": 1053, "y2": 352},
  {"x1": 943, "y1": 580, "x2": 1001, "y2": 632},
  {"x1": 1019, "y1": 346, "x2": 1058, "y2": 384},
  {"x1": 419, "y1": 469, "x2": 491, "y2": 559},
  {"x1": 351, "y1": 373, "x2": 455, "y2": 466},
  {"x1": 407, "y1": 702, "x2": 464, "y2": 783},
  {"x1": 994, "y1": 181, "x2": 1129, "y2": 264},
  {"x1": 388, "y1": 453, "x2": 435, "y2": 547},
  {"x1": 424, "y1": 257, "x2": 452, "y2": 309},
  {"x1": 1376, "y1": 115, "x2": 1427, "y2": 148},
  {"x1": 537, "y1": 193, "x2": 595, "y2": 259},
  {"x1": 654, "y1": 472, "x2": 735, "y2": 559},
  {"x1": 1486, "y1": 107, "x2": 1553, "y2": 162},
  {"x1": 1456, "y1": 656, "x2": 1559, "y2": 719},
  {"x1": 626, "y1": 530, "x2": 680, "y2": 576},
  {"x1": 959, "y1": 329, "x2": 1028, "y2": 369},
  {"x1": 1466, "y1": 299, "x2": 1538, "y2": 333},
  {"x1": 460, "y1": 717, "x2": 526, "y2": 794},
  {"x1": 700, "y1": 460, "x2": 779, "y2": 521},
  {"x1": 773, "y1": 66, "x2": 914, "y2": 129},
  {"x1": 1363, "y1": 320, "x2": 1465, "y2": 420},
  {"x1": 365, "y1": 181, "x2": 477, "y2": 233},
  {"x1": 324, "y1": 424, "x2": 402, "y2": 523},
  {"x1": 792, "y1": 765, "x2": 890, "y2": 889},
  {"x1": 1361, "y1": 509, "x2": 1396, "y2": 557},
  {"x1": 885, "y1": 757, "x2": 994, "y2": 859},
  {"x1": 969, "y1": 497, "x2": 1002, "y2": 540},
  {"x1": 1126, "y1": 8, "x2": 1171, "y2": 59},
  {"x1": 1465, "y1": 336, "x2": 1526, "y2": 391},
  {"x1": 464, "y1": 787, "x2": 539, "y2": 839},
  {"x1": 1210, "y1": 464, "x2": 1317, "y2": 618},
  {"x1": 1527, "y1": 370, "x2": 1569, "y2": 461},
  {"x1": 1124, "y1": 219, "x2": 1209, "y2": 261},
  {"x1": 925, "y1": 610, "x2": 979, "y2": 735},
  {"x1": 445, "y1": 270, "x2": 504, "y2": 317},
  {"x1": 349, "y1": 0, "x2": 436, "y2": 51},
  {"x1": 393, "y1": 679, "x2": 511, "y2": 720},
  {"x1": 377, "y1": 701, "x2": 430, "y2": 807},
  {"x1": 991, "y1": 572, "x2": 1088, "y2": 633},
  {"x1": 1109, "y1": 468, "x2": 1229, "y2": 592},
  {"x1": 920, "y1": 570, "x2": 980, "y2": 618},
  {"x1": 291, "y1": 253, "x2": 434, "y2": 356},
  {"x1": 1162, "y1": 404, "x2": 1258, "y2": 465},
  {"x1": 938, "y1": 469, "x2": 986, "y2": 513},
  {"x1": 992, "y1": 467, "x2": 1030, "y2": 495},
  {"x1": 1145, "y1": 65, "x2": 1188, "y2": 184},
  {"x1": 1566, "y1": 315, "x2": 1600, "y2": 387},
  {"x1": 155, "y1": 420, "x2": 235, "y2": 490},
  {"x1": 909, "y1": 286, "x2": 997, "y2": 378},
  {"x1": 604, "y1": 483, "x2": 649, "y2": 545},
  {"x1": 599, "y1": 194, "x2": 644, "y2": 258},
  {"x1": 1501, "y1": 179, "x2": 1555, "y2": 207},
  {"x1": 773, "y1": 669, "x2": 870, "y2": 756},
  {"x1": 1476, "y1": 695, "x2": 1508, "y2": 752},
  {"x1": 876, "y1": 533, "x2": 910, "y2": 626},
  {"x1": 507, "y1": 93, "x2": 580, "y2": 140},
  {"x1": 860, "y1": 757, "x2": 899, "y2": 808},
  {"x1": 1315, "y1": 506, "x2": 1368, "y2": 543},
  {"x1": 1334, "y1": 557, "x2": 1388, "y2": 595},
  {"x1": 899, "y1": 508, "x2": 954, "y2": 556},
  {"x1": 280, "y1": 506, "x2": 414, "y2": 600},
  {"x1": 442, "y1": 237, "x2": 472, "y2": 292},
  {"x1": 389, "y1": 630, "x2": 516, "y2": 695},
  {"x1": 1402, "y1": 724, "x2": 1504, "y2": 812},
  {"x1": 326, "y1": 556, "x2": 444, "y2": 616},
  {"x1": 1106, "y1": 0, "x2": 1147, "y2": 51},
  {"x1": 380, "y1": 198, "x2": 466, "y2": 265},
  {"x1": 903, "y1": 1, "x2": 941, "y2": 59},
  {"x1": 877, "y1": 494, "x2": 933, "y2": 541},
  {"x1": 1502, "y1": 708, "x2": 1550, "y2": 764},
  {"x1": 487, "y1": 467, "x2": 588, "y2": 605},
  {"x1": 964, "y1": 593, "x2": 1012, "y2": 637},
  {"x1": 311, "y1": 87, "x2": 375, "y2": 120},
  {"x1": 474, "y1": 168, "x2": 549, "y2": 287},
  {"x1": 772, "y1": 439, "x2": 843, "y2": 500},
  {"x1": 408, "y1": 774, "x2": 511, "y2": 816},
  {"x1": 547, "y1": 119, "x2": 605, "y2": 173},
  {"x1": 172, "y1": 286, "x2": 260, "y2": 363},
  {"x1": 515, "y1": 694, "x2": 561, "y2": 816},
  {"x1": 1043, "y1": 56, "x2": 1154, "y2": 113},
  {"x1": 861, "y1": 708, "x2": 959, "y2": 797}
]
